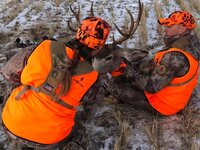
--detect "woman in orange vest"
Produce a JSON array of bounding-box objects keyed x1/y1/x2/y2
[
  {"x1": 2, "y1": 16, "x2": 111, "y2": 149},
  {"x1": 109, "y1": 11, "x2": 199, "y2": 116}
]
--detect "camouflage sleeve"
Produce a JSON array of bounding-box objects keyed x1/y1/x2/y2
[
  {"x1": 125, "y1": 51, "x2": 189, "y2": 93},
  {"x1": 81, "y1": 76, "x2": 109, "y2": 104}
]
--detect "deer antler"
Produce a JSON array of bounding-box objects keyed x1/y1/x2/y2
[
  {"x1": 68, "y1": 3, "x2": 95, "y2": 32},
  {"x1": 90, "y1": 2, "x2": 94, "y2": 17},
  {"x1": 67, "y1": 5, "x2": 81, "y2": 32},
  {"x1": 111, "y1": 0, "x2": 143, "y2": 47}
]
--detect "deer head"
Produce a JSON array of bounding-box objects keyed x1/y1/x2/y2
[
  {"x1": 91, "y1": 45, "x2": 148, "y2": 74},
  {"x1": 92, "y1": 0, "x2": 148, "y2": 74}
]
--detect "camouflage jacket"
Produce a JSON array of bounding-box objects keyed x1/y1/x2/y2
[{"x1": 125, "y1": 34, "x2": 200, "y2": 93}]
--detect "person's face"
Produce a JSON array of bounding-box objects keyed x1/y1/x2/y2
[{"x1": 164, "y1": 24, "x2": 187, "y2": 37}]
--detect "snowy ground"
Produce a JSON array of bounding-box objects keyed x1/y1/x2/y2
[{"x1": 0, "y1": 0, "x2": 200, "y2": 150}]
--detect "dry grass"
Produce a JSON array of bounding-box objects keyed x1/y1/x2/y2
[
  {"x1": 49, "y1": 23, "x2": 61, "y2": 37},
  {"x1": 31, "y1": 1, "x2": 45, "y2": 15},
  {"x1": 194, "y1": 26, "x2": 200, "y2": 40},
  {"x1": 0, "y1": 82, "x2": 7, "y2": 96},
  {"x1": 189, "y1": 0, "x2": 200, "y2": 14},
  {"x1": 3, "y1": 5, "x2": 23, "y2": 24},
  {"x1": 0, "y1": 80, "x2": 19, "y2": 107},
  {"x1": 146, "y1": 117, "x2": 159, "y2": 150},
  {"x1": 121, "y1": 10, "x2": 133, "y2": 48},
  {"x1": 191, "y1": 136, "x2": 200, "y2": 150},
  {"x1": 154, "y1": 1, "x2": 163, "y2": 38},
  {"x1": 163, "y1": 0, "x2": 170, "y2": 6},
  {"x1": 178, "y1": 108, "x2": 200, "y2": 149},
  {"x1": 29, "y1": 23, "x2": 56, "y2": 41},
  {"x1": 175, "y1": 0, "x2": 191, "y2": 11},
  {"x1": 112, "y1": 110, "x2": 130, "y2": 150},
  {"x1": 2, "y1": 0, "x2": 31, "y2": 25},
  {"x1": 53, "y1": 0, "x2": 62, "y2": 7},
  {"x1": 137, "y1": 6, "x2": 148, "y2": 49},
  {"x1": 0, "y1": 32, "x2": 14, "y2": 44}
]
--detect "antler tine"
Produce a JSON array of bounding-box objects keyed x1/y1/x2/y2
[
  {"x1": 90, "y1": 2, "x2": 94, "y2": 17},
  {"x1": 70, "y1": 5, "x2": 81, "y2": 24},
  {"x1": 113, "y1": 8, "x2": 134, "y2": 37},
  {"x1": 67, "y1": 20, "x2": 77, "y2": 32},
  {"x1": 131, "y1": 0, "x2": 143, "y2": 35},
  {"x1": 112, "y1": 10, "x2": 134, "y2": 44},
  {"x1": 112, "y1": 32, "x2": 116, "y2": 43},
  {"x1": 112, "y1": 0, "x2": 143, "y2": 47},
  {"x1": 68, "y1": 5, "x2": 81, "y2": 32}
]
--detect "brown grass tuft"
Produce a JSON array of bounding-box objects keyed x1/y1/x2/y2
[
  {"x1": 53, "y1": 0, "x2": 62, "y2": 7},
  {"x1": 194, "y1": 25, "x2": 200, "y2": 40},
  {"x1": 178, "y1": 108, "x2": 200, "y2": 149},
  {"x1": 154, "y1": 1, "x2": 163, "y2": 38},
  {"x1": 0, "y1": 32, "x2": 14, "y2": 44},
  {"x1": 2, "y1": 0, "x2": 32, "y2": 25},
  {"x1": 29, "y1": 23, "x2": 54, "y2": 41},
  {"x1": 146, "y1": 117, "x2": 159, "y2": 150},
  {"x1": 189, "y1": 0, "x2": 200, "y2": 14},
  {"x1": 112, "y1": 110, "x2": 131, "y2": 150},
  {"x1": 137, "y1": 6, "x2": 148, "y2": 49},
  {"x1": 31, "y1": 1, "x2": 45, "y2": 15},
  {"x1": 175, "y1": 0, "x2": 191, "y2": 11},
  {"x1": 3, "y1": 5, "x2": 23, "y2": 24}
]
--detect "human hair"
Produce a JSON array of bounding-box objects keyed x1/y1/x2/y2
[{"x1": 67, "y1": 39, "x2": 82, "y2": 72}]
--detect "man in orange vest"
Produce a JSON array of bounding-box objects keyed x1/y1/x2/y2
[
  {"x1": 109, "y1": 11, "x2": 199, "y2": 116},
  {"x1": 2, "y1": 17, "x2": 111, "y2": 149}
]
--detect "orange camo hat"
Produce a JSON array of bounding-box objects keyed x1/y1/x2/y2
[
  {"x1": 76, "y1": 17, "x2": 111, "y2": 50},
  {"x1": 158, "y1": 11, "x2": 196, "y2": 30}
]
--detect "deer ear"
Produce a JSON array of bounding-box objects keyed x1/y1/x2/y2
[{"x1": 122, "y1": 49, "x2": 148, "y2": 62}]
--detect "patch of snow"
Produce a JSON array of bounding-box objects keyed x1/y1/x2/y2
[{"x1": 99, "y1": 137, "x2": 113, "y2": 150}]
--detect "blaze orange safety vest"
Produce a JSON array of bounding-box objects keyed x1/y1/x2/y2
[
  {"x1": 144, "y1": 48, "x2": 199, "y2": 115},
  {"x1": 2, "y1": 40, "x2": 98, "y2": 144}
]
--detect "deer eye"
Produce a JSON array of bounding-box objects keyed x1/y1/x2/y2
[{"x1": 105, "y1": 56, "x2": 113, "y2": 61}]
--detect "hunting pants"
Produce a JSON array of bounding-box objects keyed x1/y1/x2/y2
[{"x1": 2, "y1": 121, "x2": 90, "y2": 150}]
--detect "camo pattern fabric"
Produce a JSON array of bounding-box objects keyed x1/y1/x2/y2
[
  {"x1": 125, "y1": 34, "x2": 200, "y2": 93},
  {"x1": 0, "y1": 45, "x2": 35, "y2": 83},
  {"x1": 81, "y1": 76, "x2": 110, "y2": 105},
  {"x1": 2, "y1": 125, "x2": 68, "y2": 149},
  {"x1": 3, "y1": 121, "x2": 90, "y2": 150}
]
